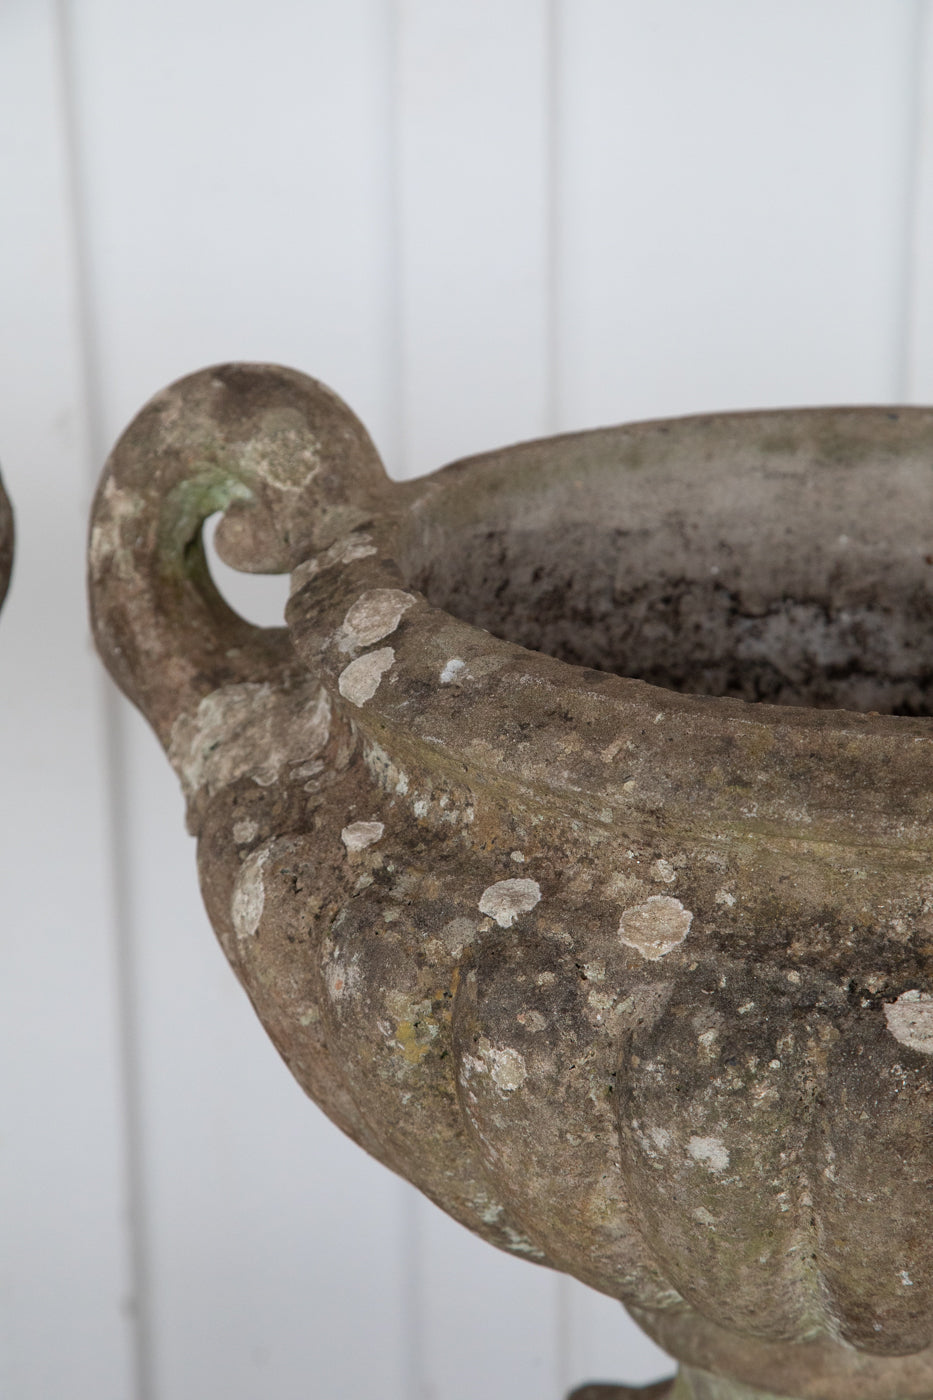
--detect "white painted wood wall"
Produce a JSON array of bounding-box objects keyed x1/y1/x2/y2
[{"x1": 2, "y1": 3, "x2": 933, "y2": 1397}]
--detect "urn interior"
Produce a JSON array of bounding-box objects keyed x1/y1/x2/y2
[{"x1": 402, "y1": 410, "x2": 933, "y2": 715}]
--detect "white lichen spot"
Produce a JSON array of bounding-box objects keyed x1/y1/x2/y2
[
  {"x1": 231, "y1": 840, "x2": 274, "y2": 940},
  {"x1": 688, "y1": 1135, "x2": 730, "y2": 1174},
  {"x1": 341, "y1": 820, "x2": 385, "y2": 852},
  {"x1": 651, "y1": 858, "x2": 676, "y2": 884},
  {"x1": 440, "y1": 657, "x2": 467, "y2": 685},
  {"x1": 478, "y1": 878, "x2": 542, "y2": 928},
  {"x1": 715, "y1": 888, "x2": 736, "y2": 908},
  {"x1": 885, "y1": 989, "x2": 933, "y2": 1055},
  {"x1": 439, "y1": 916, "x2": 476, "y2": 956},
  {"x1": 487, "y1": 1047, "x2": 528, "y2": 1093},
  {"x1": 536, "y1": 970, "x2": 556, "y2": 987},
  {"x1": 510, "y1": 850, "x2": 525, "y2": 864},
  {"x1": 325, "y1": 956, "x2": 360, "y2": 1002},
  {"x1": 583, "y1": 961, "x2": 605, "y2": 982},
  {"x1": 233, "y1": 818, "x2": 259, "y2": 845},
  {"x1": 338, "y1": 647, "x2": 395, "y2": 707},
  {"x1": 902, "y1": 1270, "x2": 915, "y2": 1287},
  {"x1": 649, "y1": 1125, "x2": 672, "y2": 1153},
  {"x1": 619, "y1": 896, "x2": 692, "y2": 961},
  {"x1": 338, "y1": 589, "x2": 415, "y2": 652},
  {"x1": 786, "y1": 970, "x2": 801, "y2": 985},
  {"x1": 694, "y1": 1207, "x2": 717, "y2": 1227}
]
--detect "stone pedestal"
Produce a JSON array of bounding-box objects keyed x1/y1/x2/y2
[{"x1": 572, "y1": 1372, "x2": 814, "y2": 1400}]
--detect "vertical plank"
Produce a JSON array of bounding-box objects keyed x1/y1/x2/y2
[
  {"x1": 67, "y1": 0, "x2": 398, "y2": 458},
  {"x1": 397, "y1": 0, "x2": 553, "y2": 479},
  {"x1": 556, "y1": 0, "x2": 921, "y2": 431},
  {"x1": 66, "y1": 3, "x2": 410, "y2": 1398},
  {"x1": 905, "y1": 0, "x2": 933, "y2": 399},
  {"x1": 395, "y1": 4, "x2": 564, "y2": 1397},
  {"x1": 0, "y1": 5, "x2": 135, "y2": 1398}
]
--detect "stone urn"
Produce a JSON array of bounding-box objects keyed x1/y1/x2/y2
[{"x1": 89, "y1": 364, "x2": 933, "y2": 1400}]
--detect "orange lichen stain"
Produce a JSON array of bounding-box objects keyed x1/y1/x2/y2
[{"x1": 396, "y1": 1020, "x2": 431, "y2": 1064}]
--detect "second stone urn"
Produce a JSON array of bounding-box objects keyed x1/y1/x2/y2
[
  {"x1": 0, "y1": 472, "x2": 12, "y2": 614},
  {"x1": 89, "y1": 364, "x2": 933, "y2": 1400}
]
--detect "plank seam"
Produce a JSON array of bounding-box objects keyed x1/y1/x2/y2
[{"x1": 53, "y1": 5, "x2": 153, "y2": 1398}]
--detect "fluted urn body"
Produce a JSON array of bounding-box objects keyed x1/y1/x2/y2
[{"x1": 90, "y1": 365, "x2": 933, "y2": 1400}]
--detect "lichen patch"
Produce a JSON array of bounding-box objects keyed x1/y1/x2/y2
[
  {"x1": 239, "y1": 417, "x2": 321, "y2": 490},
  {"x1": 487, "y1": 1047, "x2": 527, "y2": 1093},
  {"x1": 341, "y1": 820, "x2": 385, "y2": 852},
  {"x1": 478, "y1": 878, "x2": 542, "y2": 928},
  {"x1": 363, "y1": 739, "x2": 410, "y2": 795},
  {"x1": 885, "y1": 989, "x2": 933, "y2": 1055},
  {"x1": 439, "y1": 916, "x2": 476, "y2": 955},
  {"x1": 231, "y1": 841, "x2": 274, "y2": 939},
  {"x1": 464, "y1": 1043, "x2": 528, "y2": 1094},
  {"x1": 289, "y1": 534, "x2": 377, "y2": 596},
  {"x1": 169, "y1": 681, "x2": 330, "y2": 799},
  {"x1": 619, "y1": 896, "x2": 692, "y2": 960},
  {"x1": 688, "y1": 1135, "x2": 730, "y2": 1174},
  {"x1": 338, "y1": 647, "x2": 395, "y2": 706},
  {"x1": 338, "y1": 589, "x2": 415, "y2": 652}
]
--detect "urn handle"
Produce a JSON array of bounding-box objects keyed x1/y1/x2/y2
[{"x1": 88, "y1": 363, "x2": 392, "y2": 752}]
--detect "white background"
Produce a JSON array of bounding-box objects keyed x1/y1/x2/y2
[{"x1": 2, "y1": 3, "x2": 933, "y2": 1398}]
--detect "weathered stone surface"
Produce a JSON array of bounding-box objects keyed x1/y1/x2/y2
[{"x1": 88, "y1": 364, "x2": 933, "y2": 1399}]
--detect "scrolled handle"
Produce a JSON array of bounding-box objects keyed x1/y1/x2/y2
[{"x1": 88, "y1": 362, "x2": 391, "y2": 757}]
